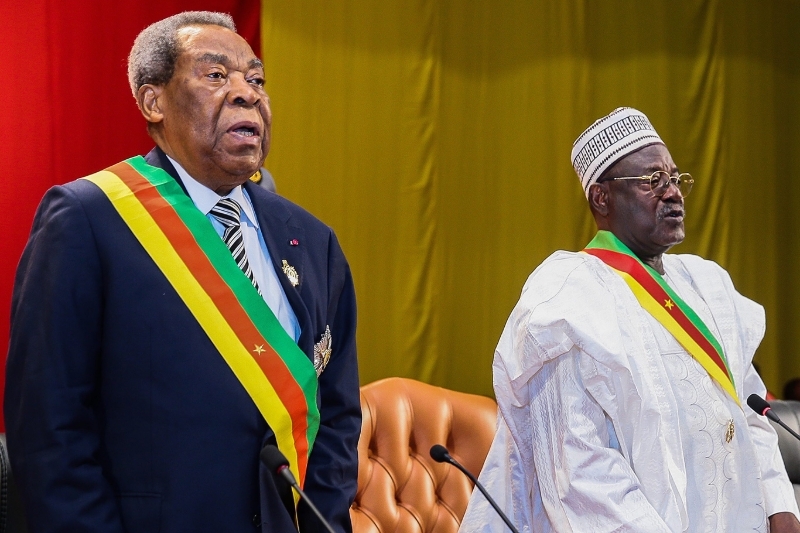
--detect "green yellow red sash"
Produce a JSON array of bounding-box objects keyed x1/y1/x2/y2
[
  {"x1": 83, "y1": 157, "x2": 320, "y2": 487},
  {"x1": 582, "y1": 231, "x2": 738, "y2": 404}
]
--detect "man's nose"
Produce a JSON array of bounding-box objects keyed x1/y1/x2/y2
[
  {"x1": 661, "y1": 179, "x2": 683, "y2": 201},
  {"x1": 228, "y1": 74, "x2": 261, "y2": 106}
]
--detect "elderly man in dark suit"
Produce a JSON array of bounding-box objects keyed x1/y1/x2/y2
[{"x1": 5, "y1": 11, "x2": 360, "y2": 533}]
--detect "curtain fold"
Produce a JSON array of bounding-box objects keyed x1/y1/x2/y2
[{"x1": 262, "y1": 0, "x2": 800, "y2": 397}]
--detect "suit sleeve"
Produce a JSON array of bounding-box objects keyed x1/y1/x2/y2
[
  {"x1": 298, "y1": 230, "x2": 361, "y2": 533},
  {"x1": 5, "y1": 184, "x2": 125, "y2": 533}
]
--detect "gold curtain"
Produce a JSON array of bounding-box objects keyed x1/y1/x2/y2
[{"x1": 262, "y1": 0, "x2": 800, "y2": 398}]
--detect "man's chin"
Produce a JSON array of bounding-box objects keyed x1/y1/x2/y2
[
  {"x1": 216, "y1": 154, "x2": 264, "y2": 180},
  {"x1": 659, "y1": 230, "x2": 685, "y2": 249}
]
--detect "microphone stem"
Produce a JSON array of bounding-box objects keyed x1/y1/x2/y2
[
  {"x1": 290, "y1": 482, "x2": 336, "y2": 533},
  {"x1": 775, "y1": 418, "x2": 800, "y2": 442},
  {"x1": 449, "y1": 459, "x2": 521, "y2": 533}
]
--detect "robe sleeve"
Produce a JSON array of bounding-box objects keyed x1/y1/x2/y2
[
  {"x1": 462, "y1": 253, "x2": 685, "y2": 532},
  {"x1": 462, "y1": 349, "x2": 675, "y2": 533},
  {"x1": 714, "y1": 259, "x2": 800, "y2": 519},
  {"x1": 742, "y1": 364, "x2": 800, "y2": 518},
  {"x1": 518, "y1": 351, "x2": 673, "y2": 532}
]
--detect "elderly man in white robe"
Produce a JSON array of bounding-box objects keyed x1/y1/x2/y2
[{"x1": 460, "y1": 108, "x2": 800, "y2": 532}]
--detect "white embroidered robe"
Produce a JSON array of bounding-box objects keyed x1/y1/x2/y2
[{"x1": 460, "y1": 251, "x2": 799, "y2": 533}]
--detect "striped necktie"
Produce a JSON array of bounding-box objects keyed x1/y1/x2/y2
[{"x1": 209, "y1": 198, "x2": 261, "y2": 294}]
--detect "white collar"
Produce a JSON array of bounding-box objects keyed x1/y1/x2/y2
[{"x1": 166, "y1": 155, "x2": 259, "y2": 228}]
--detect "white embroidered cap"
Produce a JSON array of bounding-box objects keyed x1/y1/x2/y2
[{"x1": 571, "y1": 107, "x2": 664, "y2": 198}]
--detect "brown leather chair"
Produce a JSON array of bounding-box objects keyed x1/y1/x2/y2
[
  {"x1": 350, "y1": 378, "x2": 497, "y2": 533},
  {"x1": 765, "y1": 400, "x2": 800, "y2": 507},
  {"x1": 0, "y1": 434, "x2": 27, "y2": 533}
]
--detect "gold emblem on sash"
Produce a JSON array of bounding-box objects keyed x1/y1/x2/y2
[
  {"x1": 282, "y1": 260, "x2": 299, "y2": 286},
  {"x1": 313, "y1": 326, "x2": 332, "y2": 377},
  {"x1": 725, "y1": 419, "x2": 735, "y2": 443}
]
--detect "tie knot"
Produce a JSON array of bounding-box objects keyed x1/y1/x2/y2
[{"x1": 210, "y1": 198, "x2": 242, "y2": 228}]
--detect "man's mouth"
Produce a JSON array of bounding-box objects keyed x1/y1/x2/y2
[
  {"x1": 228, "y1": 122, "x2": 262, "y2": 138},
  {"x1": 661, "y1": 208, "x2": 685, "y2": 221}
]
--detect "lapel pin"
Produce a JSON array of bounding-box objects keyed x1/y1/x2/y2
[
  {"x1": 289, "y1": 239, "x2": 299, "y2": 246},
  {"x1": 282, "y1": 259, "x2": 299, "y2": 287}
]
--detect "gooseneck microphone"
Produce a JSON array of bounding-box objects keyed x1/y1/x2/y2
[
  {"x1": 747, "y1": 394, "x2": 800, "y2": 442},
  {"x1": 429, "y1": 444, "x2": 520, "y2": 533},
  {"x1": 260, "y1": 445, "x2": 337, "y2": 533}
]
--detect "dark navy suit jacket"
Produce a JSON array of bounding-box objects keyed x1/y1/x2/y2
[{"x1": 5, "y1": 148, "x2": 361, "y2": 533}]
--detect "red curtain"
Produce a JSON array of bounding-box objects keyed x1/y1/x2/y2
[{"x1": 0, "y1": 0, "x2": 260, "y2": 430}]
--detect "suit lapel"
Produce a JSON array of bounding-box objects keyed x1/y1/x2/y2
[{"x1": 243, "y1": 182, "x2": 313, "y2": 356}]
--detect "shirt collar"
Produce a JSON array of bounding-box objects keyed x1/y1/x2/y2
[{"x1": 167, "y1": 155, "x2": 259, "y2": 229}]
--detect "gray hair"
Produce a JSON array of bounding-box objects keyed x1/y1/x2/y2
[{"x1": 127, "y1": 11, "x2": 236, "y2": 97}]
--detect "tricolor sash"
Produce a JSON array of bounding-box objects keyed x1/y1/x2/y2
[
  {"x1": 83, "y1": 157, "x2": 320, "y2": 487},
  {"x1": 582, "y1": 231, "x2": 738, "y2": 404}
]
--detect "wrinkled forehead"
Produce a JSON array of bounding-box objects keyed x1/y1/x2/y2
[
  {"x1": 194, "y1": 52, "x2": 263, "y2": 71},
  {"x1": 176, "y1": 24, "x2": 261, "y2": 69}
]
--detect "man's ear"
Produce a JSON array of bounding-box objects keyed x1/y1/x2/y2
[
  {"x1": 137, "y1": 84, "x2": 164, "y2": 124},
  {"x1": 588, "y1": 182, "x2": 610, "y2": 217}
]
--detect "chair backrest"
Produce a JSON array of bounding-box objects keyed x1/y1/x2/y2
[
  {"x1": 770, "y1": 400, "x2": 800, "y2": 482},
  {"x1": 350, "y1": 377, "x2": 497, "y2": 533},
  {"x1": 766, "y1": 400, "x2": 800, "y2": 507},
  {"x1": 0, "y1": 434, "x2": 27, "y2": 533}
]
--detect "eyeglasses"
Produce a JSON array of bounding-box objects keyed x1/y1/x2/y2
[{"x1": 602, "y1": 171, "x2": 694, "y2": 198}]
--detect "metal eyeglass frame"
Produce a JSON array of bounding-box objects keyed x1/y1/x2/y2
[{"x1": 602, "y1": 171, "x2": 694, "y2": 197}]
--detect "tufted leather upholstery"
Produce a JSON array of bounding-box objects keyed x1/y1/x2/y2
[
  {"x1": 0, "y1": 434, "x2": 27, "y2": 533},
  {"x1": 350, "y1": 378, "x2": 497, "y2": 533}
]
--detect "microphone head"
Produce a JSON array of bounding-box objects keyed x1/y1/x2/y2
[
  {"x1": 430, "y1": 444, "x2": 452, "y2": 463},
  {"x1": 260, "y1": 445, "x2": 290, "y2": 473},
  {"x1": 747, "y1": 393, "x2": 771, "y2": 414}
]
